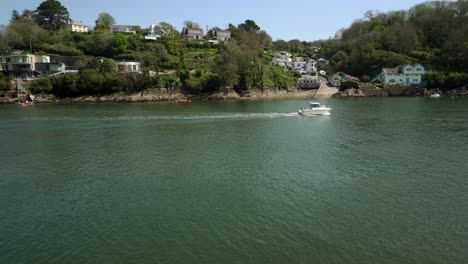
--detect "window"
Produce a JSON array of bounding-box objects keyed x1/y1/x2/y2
[
  {"x1": 406, "y1": 67, "x2": 412, "y2": 71},
  {"x1": 416, "y1": 68, "x2": 422, "y2": 71}
]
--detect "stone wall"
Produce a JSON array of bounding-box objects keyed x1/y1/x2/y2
[{"x1": 335, "y1": 85, "x2": 427, "y2": 97}]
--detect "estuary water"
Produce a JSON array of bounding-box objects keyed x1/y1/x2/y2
[{"x1": 1, "y1": 97, "x2": 467, "y2": 263}]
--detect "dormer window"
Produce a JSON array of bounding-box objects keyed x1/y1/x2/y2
[{"x1": 406, "y1": 67, "x2": 412, "y2": 71}]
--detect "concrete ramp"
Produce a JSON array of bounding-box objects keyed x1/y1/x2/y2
[{"x1": 314, "y1": 79, "x2": 339, "y2": 98}]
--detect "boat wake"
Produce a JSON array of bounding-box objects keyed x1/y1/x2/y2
[{"x1": 21, "y1": 112, "x2": 300, "y2": 121}]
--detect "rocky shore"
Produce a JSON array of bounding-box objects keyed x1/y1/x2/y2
[
  {"x1": 0, "y1": 87, "x2": 318, "y2": 104},
  {"x1": 445, "y1": 88, "x2": 468, "y2": 96},
  {"x1": 333, "y1": 86, "x2": 427, "y2": 97},
  {"x1": 2, "y1": 86, "x2": 467, "y2": 104}
]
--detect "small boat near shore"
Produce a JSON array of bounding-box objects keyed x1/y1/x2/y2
[
  {"x1": 176, "y1": 99, "x2": 191, "y2": 103},
  {"x1": 16, "y1": 101, "x2": 34, "y2": 107},
  {"x1": 298, "y1": 102, "x2": 331, "y2": 116},
  {"x1": 430, "y1": 93, "x2": 441, "y2": 98}
]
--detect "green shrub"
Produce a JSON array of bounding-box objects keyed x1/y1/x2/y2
[
  {"x1": 424, "y1": 71, "x2": 468, "y2": 91},
  {"x1": 29, "y1": 78, "x2": 52, "y2": 93},
  {"x1": 0, "y1": 74, "x2": 12, "y2": 91},
  {"x1": 263, "y1": 66, "x2": 297, "y2": 89},
  {"x1": 340, "y1": 80, "x2": 359, "y2": 90},
  {"x1": 156, "y1": 74, "x2": 181, "y2": 89}
]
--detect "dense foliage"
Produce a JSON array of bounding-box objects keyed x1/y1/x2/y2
[
  {"x1": 34, "y1": 0, "x2": 70, "y2": 32},
  {"x1": 2, "y1": 0, "x2": 467, "y2": 96},
  {"x1": 29, "y1": 71, "x2": 181, "y2": 97},
  {"x1": 1, "y1": 0, "x2": 299, "y2": 96},
  {"x1": 0, "y1": 73, "x2": 13, "y2": 91},
  {"x1": 313, "y1": 0, "x2": 468, "y2": 89}
]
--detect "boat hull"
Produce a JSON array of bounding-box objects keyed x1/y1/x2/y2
[{"x1": 298, "y1": 108, "x2": 331, "y2": 116}]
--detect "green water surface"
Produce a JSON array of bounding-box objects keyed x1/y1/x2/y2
[{"x1": 1, "y1": 97, "x2": 467, "y2": 263}]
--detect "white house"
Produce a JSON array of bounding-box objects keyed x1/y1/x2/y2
[
  {"x1": 292, "y1": 59, "x2": 306, "y2": 73},
  {"x1": 374, "y1": 64, "x2": 425, "y2": 85},
  {"x1": 110, "y1": 25, "x2": 137, "y2": 34},
  {"x1": 116, "y1": 61, "x2": 141, "y2": 73},
  {"x1": 271, "y1": 54, "x2": 292, "y2": 68},
  {"x1": 68, "y1": 19, "x2": 89, "y2": 33},
  {"x1": 305, "y1": 59, "x2": 317, "y2": 74},
  {"x1": 291, "y1": 58, "x2": 317, "y2": 75}
]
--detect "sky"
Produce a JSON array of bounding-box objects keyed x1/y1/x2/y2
[{"x1": 1, "y1": 0, "x2": 427, "y2": 41}]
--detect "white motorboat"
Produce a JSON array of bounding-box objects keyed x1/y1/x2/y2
[
  {"x1": 298, "y1": 102, "x2": 331, "y2": 116},
  {"x1": 430, "y1": 93, "x2": 441, "y2": 98}
]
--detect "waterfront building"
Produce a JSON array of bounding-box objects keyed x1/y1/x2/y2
[
  {"x1": 374, "y1": 64, "x2": 426, "y2": 85},
  {"x1": 0, "y1": 53, "x2": 64, "y2": 79},
  {"x1": 298, "y1": 75, "x2": 321, "y2": 89}
]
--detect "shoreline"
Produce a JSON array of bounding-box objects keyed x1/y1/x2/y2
[
  {"x1": 0, "y1": 88, "x2": 320, "y2": 104},
  {"x1": 1, "y1": 87, "x2": 467, "y2": 104}
]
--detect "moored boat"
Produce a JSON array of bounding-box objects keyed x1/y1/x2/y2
[{"x1": 16, "y1": 101, "x2": 34, "y2": 107}]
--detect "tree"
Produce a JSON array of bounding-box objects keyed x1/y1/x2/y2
[
  {"x1": 238, "y1": 19, "x2": 260, "y2": 32},
  {"x1": 6, "y1": 18, "x2": 48, "y2": 51},
  {"x1": 110, "y1": 33, "x2": 128, "y2": 55},
  {"x1": 382, "y1": 23, "x2": 420, "y2": 53},
  {"x1": 288, "y1": 39, "x2": 304, "y2": 54},
  {"x1": 214, "y1": 44, "x2": 241, "y2": 88},
  {"x1": 34, "y1": 0, "x2": 70, "y2": 32},
  {"x1": 83, "y1": 31, "x2": 113, "y2": 57},
  {"x1": 10, "y1": 10, "x2": 20, "y2": 23},
  {"x1": 154, "y1": 22, "x2": 180, "y2": 55},
  {"x1": 258, "y1": 30, "x2": 272, "y2": 50},
  {"x1": 99, "y1": 58, "x2": 117, "y2": 73},
  {"x1": 183, "y1": 20, "x2": 200, "y2": 29},
  {"x1": 140, "y1": 42, "x2": 169, "y2": 70},
  {"x1": 95, "y1": 12, "x2": 116, "y2": 30},
  {"x1": 273, "y1": 40, "x2": 288, "y2": 51},
  {"x1": 22, "y1": 9, "x2": 35, "y2": 19},
  {"x1": 154, "y1": 22, "x2": 179, "y2": 40},
  {"x1": 334, "y1": 28, "x2": 346, "y2": 39}
]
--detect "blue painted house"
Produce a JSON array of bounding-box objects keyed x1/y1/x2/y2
[{"x1": 374, "y1": 64, "x2": 425, "y2": 85}]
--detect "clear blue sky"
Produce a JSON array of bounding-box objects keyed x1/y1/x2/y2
[{"x1": 1, "y1": 0, "x2": 426, "y2": 41}]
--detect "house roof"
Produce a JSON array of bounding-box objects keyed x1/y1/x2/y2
[
  {"x1": 382, "y1": 67, "x2": 400, "y2": 74},
  {"x1": 110, "y1": 25, "x2": 137, "y2": 29},
  {"x1": 382, "y1": 64, "x2": 425, "y2": 74},
  {"x1": 182, "y1": 27, "x2": 204, "y2": 33},
  {"x1": 70, "y1": 20, "x2": 87, "y2": 26}
]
